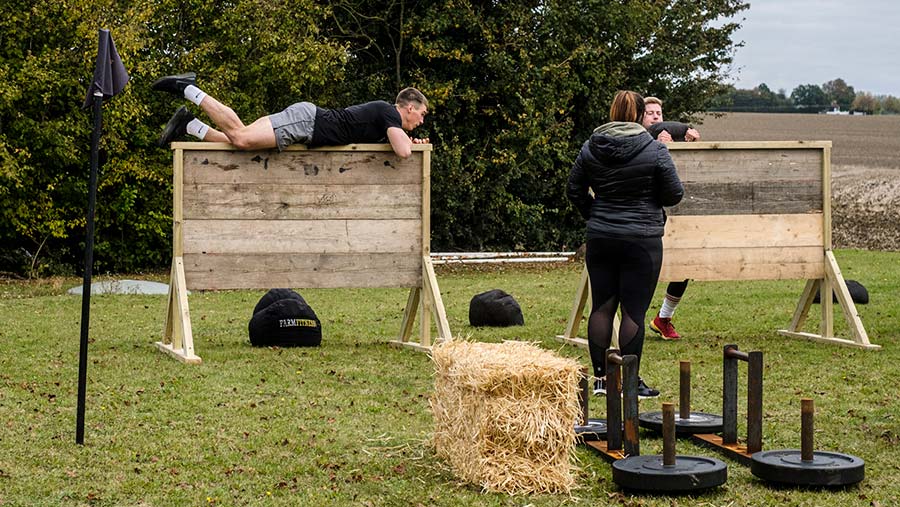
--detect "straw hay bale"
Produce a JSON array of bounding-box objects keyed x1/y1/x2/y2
[{"x1": 430, "y1": 340, "x2": 582, "y2": 495}]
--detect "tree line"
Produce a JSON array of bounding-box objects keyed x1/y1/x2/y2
[
  {"x1": 712, "y1": 78, "x2": 900, "y2": 114},
  {"x1": 0, "y1": 0, "x2": 748, "y2": 276}
]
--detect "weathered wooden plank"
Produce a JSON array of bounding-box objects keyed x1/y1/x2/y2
[
  {"x1": 183, "y1": 183, "x2": 422, "y2": 220},
  {"x1": 422, "y1": 150, "x2": 432, "y2": 253},
  {"x1": 669, "y1": 149, "x2": 823, "y2": 183},
  {"x1": 664, "y1": 141, "x2": 831, "y2": 151},
  {"x1": 663, "y1": 214, "x2": 823, "y2": 249},
  {"x1": 752, "y1": 180, "x2": 823, "y2": 211},
  {"x1": 182, "y1": 219, "x2": 422, "y2": 254},
  {"x1": 171, "y1": 142, "x2": 433, "y2": 153},
  {"x1": 670, "y1": 180, "x2": 822, "y2": 215},
  {"x1": 183, "y1": 150, "x2": 423, "y2": 185},
  {"x1": 183, "y1": 252, "x2": 422, "y2": 289},
  {"x1": 660, "y1": 246, "x2": 825, "y2": 281},
  {"x1": 173, "y1": 148, "x2": 185, "y2": 257},
  {"x1": 823, "y1": 145, "x2": 833, "y2": 249}
]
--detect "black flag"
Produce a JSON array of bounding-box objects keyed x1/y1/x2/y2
[
  {"x1": 82, "y1": 29, "x2": 129, "y2": 108},
  {"x1": 77, "y1": 29, "x2": 129, "y2": 445}
]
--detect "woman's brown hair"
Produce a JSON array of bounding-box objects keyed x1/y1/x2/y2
[{"x1": 609, "y1": 90, "x2": 645, "y2": 123}]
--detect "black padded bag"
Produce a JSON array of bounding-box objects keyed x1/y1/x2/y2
[
  {"x1": 253, "y1": 288, "x2": 305, "y2": 315},
  {"x1": 249, "y1": 289, "x2": 322, "y2": 347},
  {"x1": 813, "y1": 279, "x2": 869, "y2": 305},
  {"x1": 468, "y1": 289, "x2": 525, "y2": 327}
]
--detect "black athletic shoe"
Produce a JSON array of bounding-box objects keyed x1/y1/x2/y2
[
  {"x1": 151, "y1": 72, "x2": 197, "y2": 96},
  {"x1": 157, "y1": 106, "x2": 195, "y2": 147},
  {"x1": 636, "y1": 377, "x2": 660, "y2": 399}
]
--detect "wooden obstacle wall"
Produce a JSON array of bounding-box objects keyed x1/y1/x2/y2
[
  {"x1": 557, "y1": 141, "x2": 878, "y2": 350},
  {"x1": 661, "y1": 141, "x2": 825, "y2": 281},
  {"x1": 158, "y1": 142, "x2": 450, "y2": 363}
]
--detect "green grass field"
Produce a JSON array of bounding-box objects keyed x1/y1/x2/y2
[{"x1": 1, "y1": 249, "x2": 898, "y2": 506}]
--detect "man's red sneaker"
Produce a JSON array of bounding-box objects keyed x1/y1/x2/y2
[{"x1": 650, "y1": 315, "x2": 681, "y2": 340}]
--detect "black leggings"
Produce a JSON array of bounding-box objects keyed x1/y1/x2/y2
[
  {"x1": 667, "y1": 280, "x2": 689, "y2": 297},
  {"x1": 585, "y1": 236, "x2": 663, "y2": 378}
]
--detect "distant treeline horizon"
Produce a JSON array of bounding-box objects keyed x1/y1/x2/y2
[{"x1": 712, "y1": 78, "x2": 900, "y2": 114}]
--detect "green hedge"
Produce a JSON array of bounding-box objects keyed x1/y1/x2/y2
[{"x1": 0, "y1": 0, "x2": 747, "y2": 275}]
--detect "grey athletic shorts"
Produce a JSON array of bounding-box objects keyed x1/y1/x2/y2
[{"x1": 269, "y1": 101, "x2": 316, "y2": 151}]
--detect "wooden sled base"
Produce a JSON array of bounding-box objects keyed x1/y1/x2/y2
[
  {"x1": 583, "y1": 440, "x2": 630, "y2": 463},
  {"x1": 689, "y1": 433, "x2": 754, "y2": 467}
]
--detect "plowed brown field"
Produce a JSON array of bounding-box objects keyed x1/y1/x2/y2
[{"x1": 696, "y1": 113, "x2": 900, "y2": 251}]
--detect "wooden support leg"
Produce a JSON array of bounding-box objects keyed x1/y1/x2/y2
[
  {"x1": 820, "y1": 276, "x2": 834, "y2": 338},
  {"x1": 423, "y1": 258, "x2": 452, "y2": 342},
  {"x1": 778, "y1": 251, "x2": 879, "y2": 350},
  {"x1": 555, "y1": 266, "x2": 590, "y2": 348},
  {"x1": 824, "y1": 250, "x2": 877, "y2": 349},
  {"x1": 784, "y1": 279, "x2": 819, "y2": 333},
  {"x1": 420, "y1": 285, "x2": 432, "y2": 348},
  {"x1": 389, "y1": 258, "x2": 451, "y2": 352},
  {"x1": 394, "y1": 288, "x2": 420, "y2": 344},
  {"x1": 155, "y1": 257, "x2": 202, "y2": 363}
]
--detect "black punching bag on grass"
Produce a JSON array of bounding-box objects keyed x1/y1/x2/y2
[
  {"x1": 469, "y1": 289, "x2": 525, "y2": 327},
  {"x1": 813, "y1": 280, "x2": 869, "y2": 305},
  {"x1": 249, "y1": 289, "x2": 322, "y2": 347}
]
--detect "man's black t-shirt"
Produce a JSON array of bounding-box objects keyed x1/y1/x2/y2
[{"x1": 309, "y1": 100, "x2": 402, "y2": 147}]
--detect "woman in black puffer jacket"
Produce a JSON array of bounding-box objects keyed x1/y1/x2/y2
[{"x1": 566, "y1": 90, "x2": 684, "y2": 399}]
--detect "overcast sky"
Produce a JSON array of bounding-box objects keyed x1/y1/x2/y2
[{"x1": 726, "y1": 0, "x2": 900, "y2": 96}]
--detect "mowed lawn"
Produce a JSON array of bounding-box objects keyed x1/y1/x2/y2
[{"x1": 1, "y1": 249, "x2": 898, "y2": 506}]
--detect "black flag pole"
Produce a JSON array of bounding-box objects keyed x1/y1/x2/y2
[
  {"x1": 76, "y1": 91, "x2": 102, "y2": 445},
  {"x1": 77, "y1": 29, "x2": 129, "y2": 445}
]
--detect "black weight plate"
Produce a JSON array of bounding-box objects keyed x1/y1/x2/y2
[
  {"x1": 612, "y1": 455, "x2": 728, "y2": 492},
  {"x1": 574, "y1": 418, "x2": 607, "y2": 441},
  {"x1": 751, "y1": 449, "x2": 865, "y2": 487},
  {"x1": 639, "y1": 411, "x2": 724, "y2": 434}
]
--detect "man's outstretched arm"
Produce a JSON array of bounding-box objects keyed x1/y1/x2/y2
[{"x1": 387, "y1": 127, "x2": 414, "y2": 158}]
